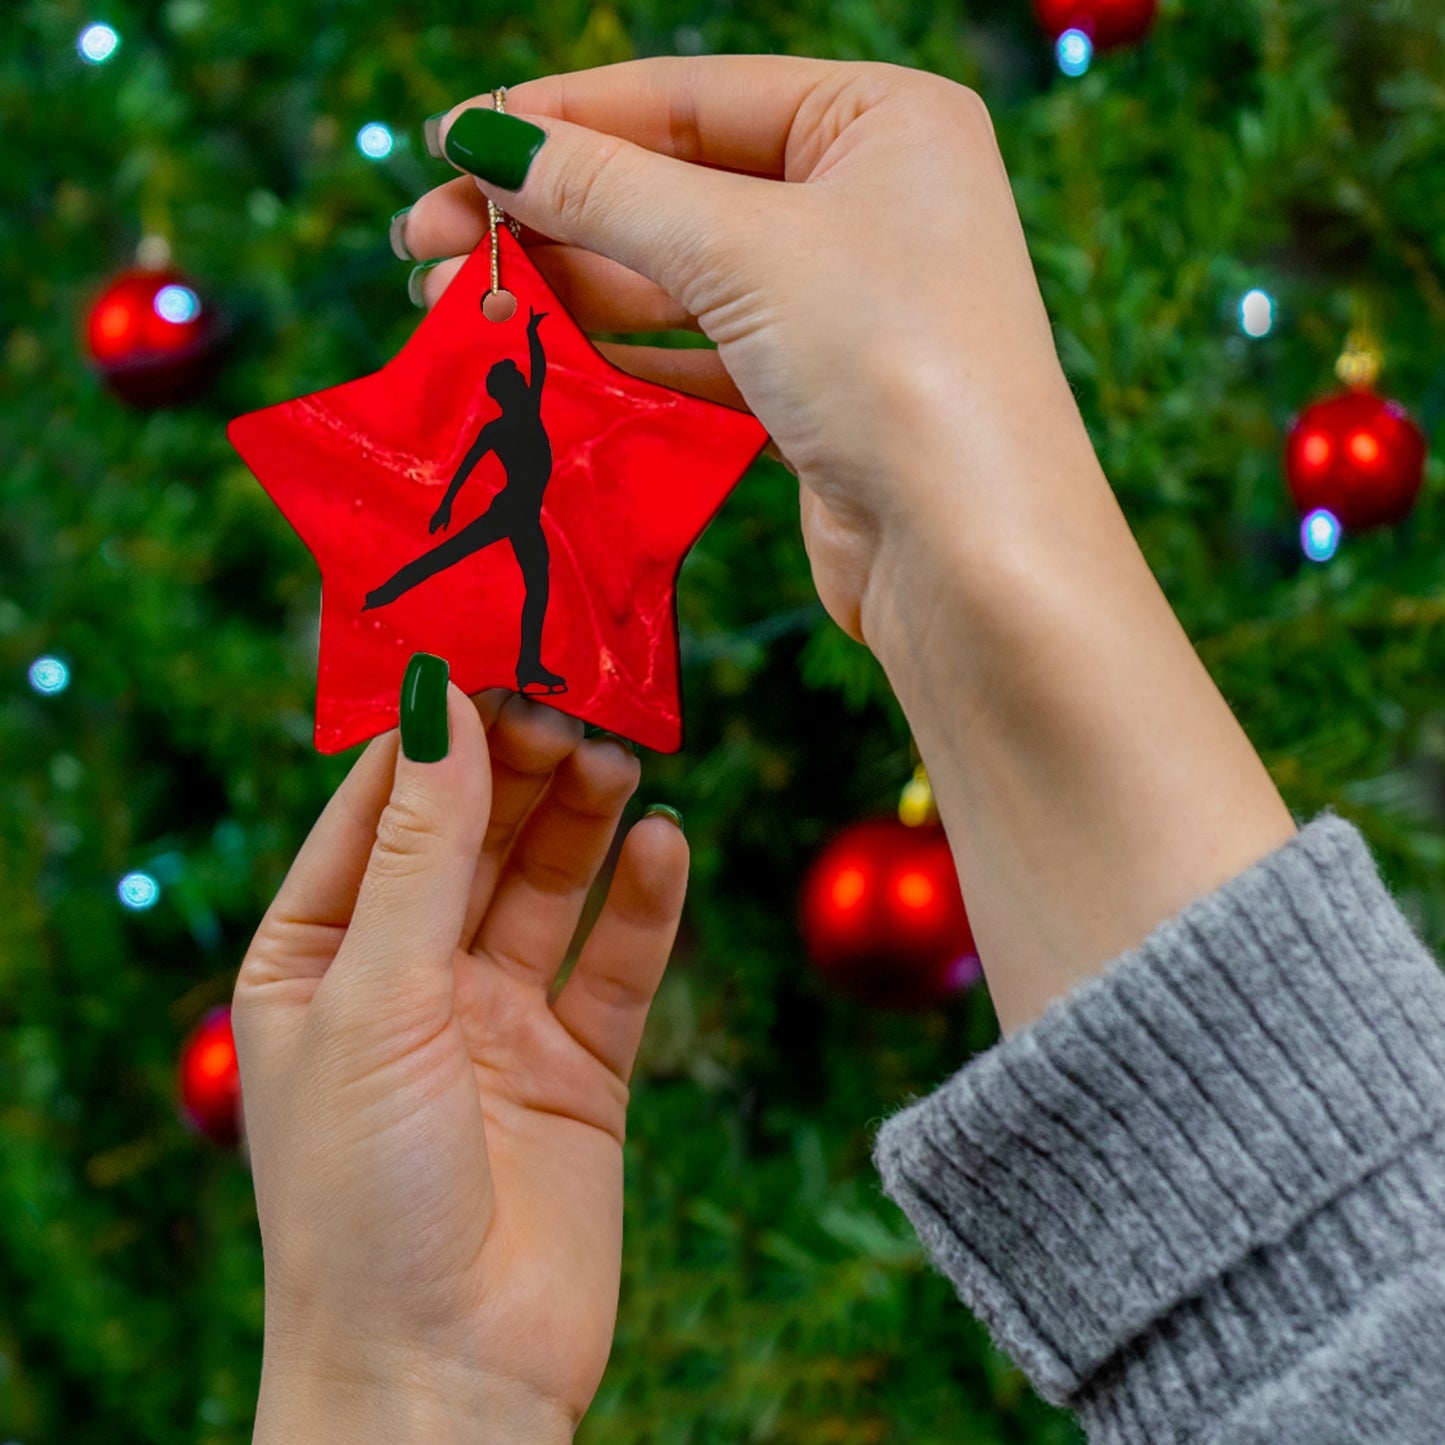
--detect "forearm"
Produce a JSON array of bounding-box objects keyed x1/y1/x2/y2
[{"x1": 859, "y1": 383, "x2": 1297, "y2": 1035}]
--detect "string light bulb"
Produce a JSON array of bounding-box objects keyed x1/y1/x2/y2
[
  {"x1": 118, "y1": 871, "x2": 160, "y2": 910},
  {"x1": 356, "y1": 122, "x2": 395, "y2": 159},
  {"x1": 28, "y1": 657, "x2": 70, "y2": 695},
  {"x1": 1056, "y1": 28, "x2": 1093, "y2": 75},
  {"x1": 1240, "y1": 289, "x2": 1275, "y2": 338},
  {"x1": 1301, "y1": 508, "x2": 1341, "y2": 563},
  {"x1": 78, "y1": 23, "x2": 119, "y2": 64}
]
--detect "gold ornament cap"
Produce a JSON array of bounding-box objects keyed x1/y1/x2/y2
[
  {"x1": 898, "y1": 764, "x2": 938, "y2": 827},
  {"x1": 1335, "y1": 331, "x2": 1382, "y2": 390}
]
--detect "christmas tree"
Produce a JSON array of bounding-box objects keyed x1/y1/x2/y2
[{"x1": 3, "y1": 1, "x2": 1443, "y2": 1441}]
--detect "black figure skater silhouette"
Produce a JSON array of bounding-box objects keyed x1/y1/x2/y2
[{"x1": 364, "y1": 305, "x2": 566, "y2": 696}]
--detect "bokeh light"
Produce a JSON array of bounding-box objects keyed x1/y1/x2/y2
[
  {"x1": 28, "y1": 657, "x2": 70, "y2": 695},
  {"x1": 895, "y1": 870, "x2": 936, "y2": 911},
  {"x1": 153, "y1": 284, "x2": 201, "y2": 324},
  {"x1": 1301, "y1": 508, "x2": 1341, "y2": 563},
  {"x1": 118, "y1": 871, "x2": 161, "y2": 910},
  {"x1": 78, "y1": 23, "x2": 120, "y2": 64},
  {"x1": 1300, "y1": 431, "x2": 1331, "y2": 471},
  {"x1": 1240, "y1": 288, "x2": 1275, "y2": 338},
  {"x1": 356, "y1": 122, "x2": 394, "y2": 159},
  {"x1": 1057, "y1": 29, "x2": 1093, "y2": 76},
  {"x1": 946, "y1": 952, "x2": 983, "y2": 992},
  {"x1": 830, "y1": 865, "x2": 867, "y2": 911},
  {"x1": 1348, "y1": 430, "x2": 1381, "y2": 466}
]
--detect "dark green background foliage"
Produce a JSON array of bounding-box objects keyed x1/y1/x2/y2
[{"x1": 4, "y1": 0, "x2": 1444, "y2": 1439}]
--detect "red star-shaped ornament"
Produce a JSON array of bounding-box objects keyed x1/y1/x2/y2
[{"x1": 227, "y1": 227, "x2": 767, "y2": 753}]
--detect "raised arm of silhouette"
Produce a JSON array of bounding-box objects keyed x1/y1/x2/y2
[
  {"x1": 430, "y1": 423, "x2": 497, "y2": 535},
  {"x1": 527, "y1": 306, "x2": 548, "y2": 399}
]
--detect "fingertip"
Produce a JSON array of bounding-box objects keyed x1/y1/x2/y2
[
  {"x1": 395, "y1": 675, "x2": 487, "y2": 794},
  {"x1": 642, "y1": 803, "x2": 683, "y2": 833},
  {"x1": 471, "y1": 686, "x2": 513, "y2": 730},
  {"x1": 410, "y1": 254, "x2": 466, "y2": 309},
  {"x1": 498, "y1": 689, "x2": 585, "y2": 748},
  {"x1": 628, "y1": 806, "x2": 691, "y2": 883},
  {"x1": 447, "y1": 680, "x2": 489, "y2": 760},
  {"x1": 566, "y1": 733, "x2": 643, "y2": 810}
]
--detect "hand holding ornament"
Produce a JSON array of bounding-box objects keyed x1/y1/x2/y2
[{"x1": 239, "y1": 671, "x2": 686, "y2": 1444}]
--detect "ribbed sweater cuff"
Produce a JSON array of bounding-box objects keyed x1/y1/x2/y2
[{"x1": 871, "y1": 809, "x2": 1445, "y2": 1410}]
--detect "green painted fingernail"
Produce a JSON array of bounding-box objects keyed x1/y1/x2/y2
[
  {"x1": 644, "y1": 804, "x2": 683, "y2": 832},
  {"x1": 407, "y1": 260, "x2": 441, "y2": 308},
  {"x1": 389, "y1": 206, "x2": 413, "y2": 261},
  {"x1": 401, "y1": 653, "x2": 450, "y2": 762},
  {"x1": 423, "y1": 112, "x2": 447, "y2": 159},
  {"x1": 596, "y1": 730, "x2": 638, "y2": 755},
  {"x1": 443, "y1": 106, "x2": 546, "y2": 191}
]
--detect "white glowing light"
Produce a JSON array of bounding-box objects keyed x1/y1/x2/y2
[
  {"x1": 28, "y1": 657, "x2": 70, "y2": 695},
  {"x1": 1240, "y1": 288, "x2": 1275, "y2": 338},
  {"x1": 154, "y1": 284, "x2": 201, "y2": 324},
  {"x1": 1301, "y1": 508, "x2": 1341, "y2": 563},
  {"x1": 78, "y1": 23, "x2": 120, "y2": 64},
  {"x1": 357, "y1": 123, "x2": 395, "y2": 159},
  {"x1": 118, "y1": 871, "x2": 161, "y2": 910},
  {"x1": 1057, "y1": 29, "x2": 1093, "y2": 77}
]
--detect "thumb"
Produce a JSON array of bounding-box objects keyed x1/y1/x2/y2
[
  {"x1": 437, "y1": 103, "x2": 765, "y2": 319},
  {"x1": 322, "y1": 654, "x2": 490, "y2": 1030}
]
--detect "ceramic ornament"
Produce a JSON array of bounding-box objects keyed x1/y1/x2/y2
[{"x1": 227, "y1": 226, "x2": 767, "y2": 753}]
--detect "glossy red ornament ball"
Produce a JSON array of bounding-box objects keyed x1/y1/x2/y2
[
  {"x1": 1285, "y1": 388, "x2": 1427, "y2": 533},
  {"x1": 799, "y1": 818, "x2": 981, "y2": 1011},
  {"x1": 178, "y1": 1005, "x2": 243, "y2": 1148},
  {"x1": 84, "y1": 267, "x2": 220, "y2": 407},
  {"x1": 1033, "y1": 0, "x2": 1157, "y2": 48}
]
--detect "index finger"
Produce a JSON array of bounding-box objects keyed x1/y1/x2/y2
[{"x1": 489, "y1": 54, "x2": 851, "y2": 179}]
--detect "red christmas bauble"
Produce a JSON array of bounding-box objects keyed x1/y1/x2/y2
[
  {"x1": 1033, "y1": 0, "x2": 1157, "y2": 48},
  {"x1": 799, "y1": 818, "x2": 980, "y2": 1011},
  {"x1": 178, "y1": 1005, "x2": 243, "y2": 1148},
  {"x1": 1285, "y1": 388, "x2": 1427, "y2": 533},
  {"x1": 85, "y1": 267, "x2": 220, "y2": 407}
]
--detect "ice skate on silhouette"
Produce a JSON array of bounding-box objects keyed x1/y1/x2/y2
[{"x1": 364, "y1": 306, "x2": 567, "y2": 696}]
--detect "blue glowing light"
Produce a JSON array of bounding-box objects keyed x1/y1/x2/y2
[
  {"x1": 1301, "y1": 508, "x2": 1341, "y2": 563},
  {"x1": 356, "y1": 123, "x2": 395, "y2": 159},
  {"x1": 154, "y1": 284, "x2": 201, "y2": 324},
  {"x1": 118, "y1": 871, "x2": 161, "y2": 910},
  {"x1": 28, "y1": 657, "x2": 70, "y2": 695},
  {"x1": 78, "y1": 23, "x2": 120, "y2": 64},
  {"x1": 1240, "y1": 288, "x2": 1275, "y2": 338},
  {"x1": 1057, "y1": 28, "x2": 1093, "y2": 77}
]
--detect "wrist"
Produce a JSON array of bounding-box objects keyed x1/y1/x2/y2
[
  {"x1": 857, "y1": 358, "x2": 1117, "y2": 679},
  {"x1": 254, "y1": 1344, "x2": 575, "y2": 1445}
]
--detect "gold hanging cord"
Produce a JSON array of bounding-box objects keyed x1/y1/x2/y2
[
  {"x1": 487, "y1": 87, "x2": 523, "y2": 302},
  {"x1": 1335, "y1": 294, "x2": 1383, "y2": 390}
]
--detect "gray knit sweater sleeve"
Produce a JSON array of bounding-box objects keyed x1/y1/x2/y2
[{"x1": 871, "y1": 809, "x2": 1445, "y2": 1442}]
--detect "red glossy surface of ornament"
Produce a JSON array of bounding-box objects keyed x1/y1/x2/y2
[
  {"x1": 1285, "y1": 388, "x2": 1427, "y2": 533},
  {"x1": 85, "y1": 267, "x2": 218, "y2": 407},
  {"x1": 1033, "y1": 0, "x2": 1157, "y2": 47},
  {"x1": 178, "y1": 1005, "x2": 242, "y2": 1148},
  {"x1": 799, "y1": 818, "x2": 980, "y2": 1011},
  {"x1": 228, "y1": 228, "x2": 767, "y2": 754}
]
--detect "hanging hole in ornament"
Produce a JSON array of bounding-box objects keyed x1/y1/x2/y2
[{"x1": 482, "y1": 288, "x2": 517, "y2": 324}]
